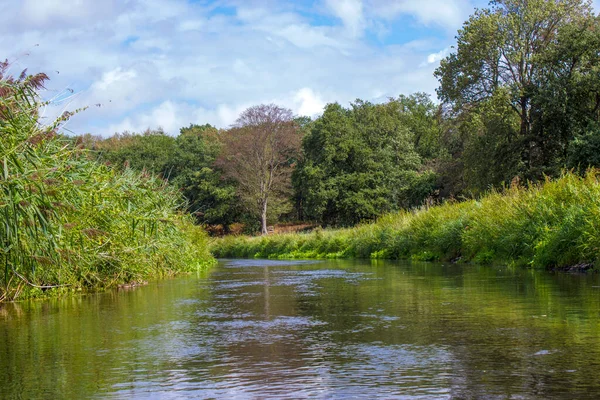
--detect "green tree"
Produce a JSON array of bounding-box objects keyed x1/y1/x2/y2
[
  {"x1": 85, "y1": 124, "x2": 241, "y2": 229},
  {"x1": 537, "y1": 15, "x2": 600, "y2": 173},
  {"x1": 435, "y1": 0, "x2": 598, "y2": 181},
  {"x1": 173, "y1": 124, "x2": 240, "y2": 227},
  {"x1": 295, "y1": 98, "x2": 435, "y2": 226},
  {"x1": 395, "y1": 93, "x2": 443, "y2": 160},
  {"x1": 450, "y1": 90, "x2": 524, "y2": 192},
  {"x1": 95, "y1": 129, "x2": 178, "y2": 177}
]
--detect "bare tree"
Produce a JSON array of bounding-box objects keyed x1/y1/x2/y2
[{"x1": 218, "y1": 104, "x2": 301, "y2": 234}]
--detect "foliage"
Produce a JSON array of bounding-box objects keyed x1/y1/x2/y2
[
  {"x1": 0, "y1": 64, "x2": 213, "y2": 302},
  {"x1": 567, "y1": 126, "x2": 600, "y2": 172},
  {"x1": 171, "y1": 124, "x2": 241, "y2": 226},
  {"x1": 295, "y1": 97, "x2": 437, "y2": 226},
  {"x1": 460, "y1": 90, "x2": 524, "y2": 192},
  {"x1": 212, "y1": 171, "x2": 600, "y2": 270},
  {"x1": 85, "y1": 124, "x2": 240, "y2": 228},
  {"x1": 217, "y1": 104, "x2": 302, "y2": 234},
  {"x1": 93, "y1": 129, "x2": 178, "y2": 175},
  {"x1": 436, "y1": 0, "x2": 600, "y2": 184},
  {"x1": 395, "y1": 93, "x2": 443, "y2": 160}
]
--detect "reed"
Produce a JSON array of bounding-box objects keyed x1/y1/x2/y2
[{"x1": 0, "y1": 65, "x2": 213, "y2": 302}]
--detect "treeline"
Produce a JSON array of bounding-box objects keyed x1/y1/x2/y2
[
  {"x1": 80, "y1": 123, "x2": 241, "y2": 230},
  {"x1": 83, "y1": 0, "x2": 600, "y2": 234},
  {"x1": 82, "y1": 96, "x2": 441, "y2": 233}
]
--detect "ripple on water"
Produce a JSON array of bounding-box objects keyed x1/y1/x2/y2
[
  {"x1": 6, "y1": 259, "x2": 600, "y2": 399},
  {"x1": 222, "y1": 259, "x2": 322, "y2": 268},
  {"x1": 272, "y1": 269, "x2": 373, "y2": 292},
  {"x1": 214, "y1": 280, "x2": 265, "y2": 290},
  {"x1": 111, "y1": 343, "x2": 457, "y2": 399}
]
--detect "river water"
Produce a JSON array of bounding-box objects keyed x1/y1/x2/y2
[{"x1": 2, "y1": 259, "x2": 600, "y2": 399}]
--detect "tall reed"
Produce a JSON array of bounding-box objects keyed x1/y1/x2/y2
[{"x1": 0, "y1": 64, "x2": 213, "y2": 302}]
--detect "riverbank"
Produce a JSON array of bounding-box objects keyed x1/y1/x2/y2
[{"x1": 212, "y1": 171, "x2": 600, "y2": 270}]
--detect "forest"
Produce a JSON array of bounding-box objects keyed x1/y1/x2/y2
[{"x1": 82, "y1": 0, "x2": 600, "y2": 237}]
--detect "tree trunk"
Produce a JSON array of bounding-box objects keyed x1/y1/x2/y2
[
  {"x1": 520, "y1": 96, "x2": 532, "y2": 171},
  {"x1": 261, "y1": 198, "x2": 268, "y2": 235},
  {"x1": 519, "y1": 96, "x2": 529, "y2": 137}
]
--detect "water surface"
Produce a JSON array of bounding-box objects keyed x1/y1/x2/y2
[{"x1": 2, "y1": 259, "x2": 600, "y2": 398}]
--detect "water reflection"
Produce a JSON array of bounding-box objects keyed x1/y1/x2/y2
[{"x1": 1, "y1": 259, "x2": 600, "y2": 398}]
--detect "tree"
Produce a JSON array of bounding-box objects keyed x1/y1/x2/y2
[
  {"x1": 83, "y1": 124, "x2": 242, "y2": 230},
  {"x1": 435, "y1": 0, "x2": 598, "y2": 181},
  {"x1": 93, "y1": 128, "x2": 178, "y2": 176},
  {"x1": 395, "y1": 93, "x2": 443, "y2": 160},
  {"x1": 217, "y1": 104, "x2": 301, "y2": 235},
  {"x1": 172, "y1": 124, "x2": 222, "y2": 180},
  {"x1": 173, "y1": 124, "x2": 240, "y2": 227},
  {"x1": 295, "y1": 98, "x2": 436, "y2": 226},
  {"x1": 536, "y1": 15, "x2": 600, "y2": 173}
]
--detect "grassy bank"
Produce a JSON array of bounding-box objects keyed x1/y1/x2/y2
[
  {"x1": 0, "y1": 67, "x2": 213, "y2": 302},
  {"x1": 212, "y1": 171, "x2": 600, "y2": 269}
]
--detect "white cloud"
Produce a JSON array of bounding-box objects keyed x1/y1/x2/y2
[
  {"x1": 16, "y1": 0, "x2": 126, "y2": 30},
  {"x1": 235, "y1": 5, "x2": 344, "y2": 48},
  {"x1": 105, "y1": 101, "x2": 249, "y2": 134},
  {"x1": 93, "y1": 68, "x2": 137, "y2": 91},
  {"x1": 293, "y1": 88, "x2": 327, "y2": 117},
  {"x1": 276, "y1": 24, "x2": 342, "y2": 49},
  {"x1": 426, "y1": 47, "x2": 450, "y2": 65},
  {"x1": 178, "y1": 19, "x2": 204, "y2": 32},
  {"x1": 77, "y1": 62, "x2": 181, "y2": 120},
  {"x1": 368, "y1": 0, "x2": 473, "y2": 30},
  {"x1": 0, "y1": 0, "x2": 523, "y2": 136},
  {"x1": 107, "y1": 101, "x2": 185, "y2": 134},
  {"x1": 325, "y1": 0, "x2": 366, "y2": 37}
]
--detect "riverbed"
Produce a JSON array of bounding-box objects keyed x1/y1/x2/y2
[{"x1": 2, "y1": 259, "x2": 600, "y2": 398}]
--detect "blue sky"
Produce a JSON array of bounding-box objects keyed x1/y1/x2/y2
[{"x1": 0, "y1": 0, "x2": 596, "y2": 135}]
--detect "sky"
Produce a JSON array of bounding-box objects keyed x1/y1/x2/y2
[{"x1": 0, "y1": 0, "x2": 597, "y2": 136}]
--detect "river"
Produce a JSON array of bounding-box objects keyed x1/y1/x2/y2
[{"x1": 1, "y1": 259, "x2": 600, "y2": 398}]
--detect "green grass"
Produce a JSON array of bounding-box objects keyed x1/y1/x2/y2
[
  {"x1": 0, "y1": 68, "x2": 213, "y2": 302},
  {"x1": 212, "y1": 172, "x2": 600, "y2": 269}
]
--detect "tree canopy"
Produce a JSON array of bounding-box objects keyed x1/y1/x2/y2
[
  {"x1": 294, "y1": 97, "x2": 437, "y2": 226},
  {"x1": 436, "y1": 0, "x2": 600, "y2": 182}
]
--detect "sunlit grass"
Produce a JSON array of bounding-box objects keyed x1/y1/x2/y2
[{"x1": 212, "y1": 171, "x2": 600, "y2": 269}]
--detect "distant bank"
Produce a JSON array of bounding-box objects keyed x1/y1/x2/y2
[{"x1": 212, "y1": 171, "x2": 600, "y2": 271}]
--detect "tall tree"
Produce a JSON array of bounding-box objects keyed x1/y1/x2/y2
[
  {"x1": 435, "y1": 0, "x2": 598, "y2": 181},
  {"x1": 173, "y1": 124, "x2": 240, "y2": 227},
  {"x1": 295, "y1": 98, "x2": 435, "y2": 226},
  {"x1": 218, "y1": 104, "x2": 301, "y2": 235}
]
